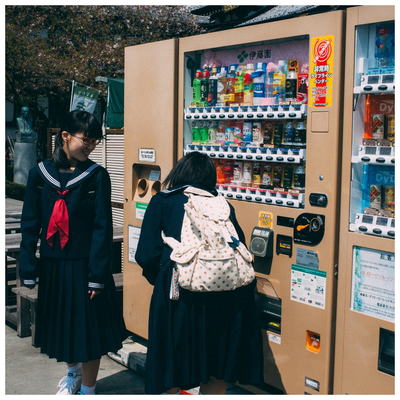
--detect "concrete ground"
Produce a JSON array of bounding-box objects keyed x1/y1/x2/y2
[{"x1": 5, "y1": 323, "x2": 146, "y2": 395}]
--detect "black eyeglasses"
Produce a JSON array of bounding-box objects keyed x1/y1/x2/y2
[{"x1": 70, "y1": 134, "x2": 102, "y2": 146}]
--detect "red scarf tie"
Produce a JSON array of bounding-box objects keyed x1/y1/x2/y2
[{"x1": 46, "y1": 190, "x2": 69, "y2": 250}]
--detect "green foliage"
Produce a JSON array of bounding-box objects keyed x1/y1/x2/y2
[
  {"x1": 6, "y1": 179, "x2": 26, "y2": 201},
  {"x1": 6, "y1": 5, "x2": 205, "y2": 126}
]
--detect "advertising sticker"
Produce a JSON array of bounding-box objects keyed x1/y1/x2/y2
[
  {"x1": 351, "y1": 246, "x2": 395, "y2": 322},
  {"x1": 309, "y1": 35, "x2": 334, "y2": 107},
  {"x1": 291, "y1": 264, "x2": 326, "y2": 309}
]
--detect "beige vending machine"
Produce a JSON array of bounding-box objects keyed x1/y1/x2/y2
[
  {"x1": 178, "y1": 11, "x2": 344, "y2": 395},
  {"x1": 334, "y1": 6, "x2": 395, "y2": 395},
  {"x1": 123, "y1": 39, "x2": 178, "y2": 338}
]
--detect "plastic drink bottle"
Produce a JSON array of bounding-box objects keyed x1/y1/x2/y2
[
  {"x1": 252, "y1": 122, "x2": 263, "y2": 144},
  {"x1": 265, "y1": 62, "x2": 277, "y2": 105},
  {"x1": 224, "y1": 161, "x2": 234, "y2": 184},
  {"x1": 225, "y1": 121, "x2": 235, "y2": 144},
  {"x1": 216, "y1": 121, "x2": 226, "y2": 144},
  {"x1": 217, "y1": 67, "x2": 227, "y2": 106},
  {"x1": 200, "y1": 68, "x2": 210, "y2": 106},
  {"x1": 253, "y1": 63, "x2": 266, "y2": 106},
  {"x1": 243, "y1": 162, "x2": 253, "y2": 186},
  {"x1": 198, "y1": 121, "x2": 208, "y2": 143},
  {"x1": 207, "y1": 121, "x2": 217, "y2": 143},
  {"x1": 234, "y1": 120, "x2": 244, "y2": 144},
  {"x1": 225, "y1": 66, "x2": 236, "y2": 106},
  {"x1": 273, "y1": 60, "x2": 286, "y2": 104},
  {"x1": 191, "y1": 121, "x2": 201, "y2": 143},
  {"x1": 192, "y1": 70, "x2": 202, "y2": 106},
  {"x1": 216, "y1": 160, "x2": 225, "y2": 184},
  {"x1": 234, "y1": 65, "x2": 245, "y2": 105},
  {"x1": 297, "y1": 64, "x2": 309, "y2": 104},
  {"x1": 243, "y1": 63, "x2": 254, "y2": 105},
  {"x1": 233, "y1": 161, "x2": 243, "y2": 182},
  {"x1": 208, "y1": 67, "x2": 218, "y2": 106},
  {"x1": 242, "y1": 122, "x2": 253, "y2": 143},
  {"x1": 286, "y1": 68, "x2": 297, "y2": 101}
]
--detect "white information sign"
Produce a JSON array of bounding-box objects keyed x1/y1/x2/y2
[
  {"x1": 351, "y1": 246, "x2": 395, "y2": 322},
  {"x1": 139, "y1": 148, "x2": 156, "y2": 163},
  {"x1": 128, "y1": 225, "x2": 141, "y2": 263},
  {"x1": 290, "y1": 264, "x2": 326, "y2": 309}
]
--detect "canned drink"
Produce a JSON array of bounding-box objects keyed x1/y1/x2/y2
[
  {"x1": 384, "y1": 186, "x2": 395, "y2": 214},
  {"x1": 370, "y1": 184, "x2": 382, "y2": 209},
  {"x1": 372, "y1": 114, "x2": 385, "y2": 140},
  {"x1": 262, "y1": 164, "x2": 272, "y2": 188},
  {"x1": 253, "y1": 162, "x2": 261, "y2": 184},
  {"x1": 387, "y1": 114, "x2": 395, "y2": 145}
]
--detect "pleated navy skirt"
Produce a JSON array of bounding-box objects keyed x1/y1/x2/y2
[
  {"x1": 145, "y1": 260, "x2": 264, "y2": 394},
  {"x1": 34, "y1": 257, "x2": 127, "y2": 364}
]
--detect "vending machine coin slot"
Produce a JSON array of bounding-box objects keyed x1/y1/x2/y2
[{"x1": 276, "y1": 234, "x2": 292, "y2": 257}]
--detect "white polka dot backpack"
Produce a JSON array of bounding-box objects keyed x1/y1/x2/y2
[{"x1": 162, "y1": 186, "x2": 255, "y2": 300}]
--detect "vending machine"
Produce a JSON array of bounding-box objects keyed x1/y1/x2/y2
[
  {"x1": 178, "y1": 11, "x2": 346, "y2": 395},
  {"x1": 124, "y1": 10, "x2": 346, "y2": 395},
  {"x1": 123, "y1": 39, "x2": 178, "y2": 339},
  {"x1": 334, "y1": 6, "x2": 395, "y2": 395}
]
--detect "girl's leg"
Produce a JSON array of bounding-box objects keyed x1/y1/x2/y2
[
  {"x1": 200, "y1": 377, "x2": 226, "y2": 395},
  {"x1": 81, "y1": 359, "x2": 101, "y2": 387}
]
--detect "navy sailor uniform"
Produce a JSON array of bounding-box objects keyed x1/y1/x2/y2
[
  {"x1": 135, "y1": 184, "x2": 264, "y2": 394},
  {"x1": 19, "y1": 159, "x2": 127, "y2": 363}
]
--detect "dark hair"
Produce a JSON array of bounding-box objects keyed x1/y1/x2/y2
[
  {"x1": 50, "y1": 110, "x2": 102, "y2": 168},
  {"x1": 162, "y1": 151, "x2": 216, "y2": 190}
]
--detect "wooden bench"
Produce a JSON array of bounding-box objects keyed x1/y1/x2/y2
[{"x1": 12, "y1": 273, "x2": 123, "y2": 346}]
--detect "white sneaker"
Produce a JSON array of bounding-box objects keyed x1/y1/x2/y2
[{"x1": 56, "y1": 372, "x2": 82, "y2": 395}]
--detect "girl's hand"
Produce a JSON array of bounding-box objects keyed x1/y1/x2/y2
[{"x1": 88, "y1": 290, "x2": 101, "y2": 300}]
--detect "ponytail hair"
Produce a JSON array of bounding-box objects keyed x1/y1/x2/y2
[{"x1": 50, "y1": 110, "x2": 102, "y2": 169}]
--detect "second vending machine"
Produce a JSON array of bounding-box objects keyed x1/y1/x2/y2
[{"x1": 178, "y1": 10, "x2": 345, "y2": 394}]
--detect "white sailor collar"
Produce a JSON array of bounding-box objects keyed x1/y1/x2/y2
[{"x1": 38, "y1": 159, "x2": 100, "y2": 191}]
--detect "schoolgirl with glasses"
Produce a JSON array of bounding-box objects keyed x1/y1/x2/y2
[{"x1": 19, "y1": 110, "x2": 127, "y2": 395}]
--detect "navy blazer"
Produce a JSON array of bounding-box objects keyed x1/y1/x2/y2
[{"x1": 19, "y1": 159, "x2": 113, "y2": 289}]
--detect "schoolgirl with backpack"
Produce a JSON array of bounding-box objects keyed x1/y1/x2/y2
[{"x1": 135, "y1": 151, "x2": 264, "y2": 394}]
